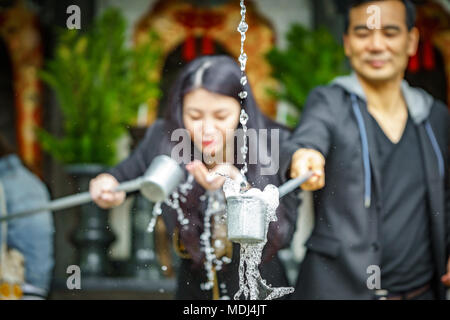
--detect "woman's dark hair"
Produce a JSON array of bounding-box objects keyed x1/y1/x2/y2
[
  {"x1": 344, "y1": 0, "x2": 416, "y2": 33},
  {"x1": 0, "y1": 133, "x2": 14, "y2": 158},
  {"x1": 163, "y1": 54, "x2": 286, "y2": 184},
  {"x1": 165, "y1": 55, "x2": 269, "y2": 132}
]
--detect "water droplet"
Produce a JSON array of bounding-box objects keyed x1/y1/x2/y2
[
  {"x1": 240, "y1": 76, "x2": 247, "y2": 86},
  {"x1": 239, "y1": 91, "x2": 248, "y2": 99},
  {"x1": 240, "y1": 110, "x2": 249, "y2": 124},
  {"x1": 214, "y1": 239, "x2": 224, "y2": 249},
  {"x1": 239, "y1": 52, "x2": 248, "y2": 66},
  {"x1": 237, "y1": 21, "x2": 248, "y2": 33}
]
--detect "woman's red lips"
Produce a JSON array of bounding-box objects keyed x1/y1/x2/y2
[{"x1": 202, "y1": 140, "x2": 214, "y2": 147}]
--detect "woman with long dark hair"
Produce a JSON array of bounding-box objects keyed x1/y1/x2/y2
[{"x1": 89, "y1": 55, "x2": 299, "y2": 299}]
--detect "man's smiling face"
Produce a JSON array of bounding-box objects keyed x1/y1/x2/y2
[{"x1": 343, "y1": 0, "x2": 419, "y2": 83}]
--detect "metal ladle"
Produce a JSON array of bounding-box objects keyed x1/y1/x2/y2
[
  {"x1": 0, "y1": 155, "x2": 185, "y2": 223},
  {"x1": 227, "y1": 171, "x2": 314, "y2": 244}
]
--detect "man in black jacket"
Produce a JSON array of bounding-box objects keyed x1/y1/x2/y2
[{"x1": 283, "y1": 0, "x2": 450, "y2": 299}]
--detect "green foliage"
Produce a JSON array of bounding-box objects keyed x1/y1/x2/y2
[
  {"x1": 38, "y1": 8, "x2": 162, "y2": 166},
  {"x1": 266, "y1": 24, "x2": 347, "y2": 126}
]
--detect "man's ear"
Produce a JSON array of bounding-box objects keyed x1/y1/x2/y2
[{"x1": 407, "y1": 27, "x2": 420, "y2": 57}]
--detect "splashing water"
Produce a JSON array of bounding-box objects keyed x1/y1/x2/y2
[
  {"x1": 232, "y1": 0, "x2": 270, "y2": 300},
  {"x1": 223, "y1": 178, "x2": 294, "y2": 300},
  {"x1": 236, "y1": 187, "x2": 295, "y2": 300},
  {"x1": 146, "y1": 174, "x2": 194, "y2": 233},
  {"x1": 146, "y1": 201, "x2": 162, "y2": 233},
  {"x1": 146, "y1": 172, "x2": 233, "y2": 297},
  {"x1": 199, "y1": 190, "x2": 231, "y2": 293},
  {"x1": 229, "y1": 0, "x2": 293, "y2": 300}
]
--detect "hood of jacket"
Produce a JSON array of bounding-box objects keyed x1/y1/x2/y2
[{"x1": 331, "y1": 72, "x2": 434, "y2": 124}]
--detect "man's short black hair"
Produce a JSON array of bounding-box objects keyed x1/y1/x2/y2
[{"x1": 344, "y1": 0, "x2": 417, "y2": 33}]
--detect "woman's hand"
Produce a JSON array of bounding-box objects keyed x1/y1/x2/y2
[
  {"x1": 186, "y1": 160, "x2": 242, "y2": 191},
  {"x1": 89, "y1": 173, "x2": 126, "y2": 209}
]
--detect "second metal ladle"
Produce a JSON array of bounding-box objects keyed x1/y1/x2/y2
[{"x1": 0, "y1": 155, "x2": 185, "y2": 223}]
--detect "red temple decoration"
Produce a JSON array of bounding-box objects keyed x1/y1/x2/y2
[
  {"x1": 133, "y1": 0, "x2": 277, "y2": 123},
  {"x1": 408, "y1": 1, "x2": 450, "y2": 110},
  {"x1": 0, "y1": 0, "x2": 44, "y2": 175}
]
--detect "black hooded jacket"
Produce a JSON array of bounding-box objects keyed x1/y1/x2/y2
[{"x1": 280, "y1": 73, "x2": 449, "y2": 299}]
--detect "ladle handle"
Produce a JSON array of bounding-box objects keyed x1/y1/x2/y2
[
  {"x1": 0, "y1": 177, "x2": 144, "y2": 223},
  {"x1": 278, "y1": 171, "x2": 314, "y2": 199}
]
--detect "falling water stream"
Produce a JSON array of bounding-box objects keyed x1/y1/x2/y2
[
  {"x1": 238, "y1": 0, "x2": 249, "y2": 178},
  {"x1": 228, "y1": 0, "x2": 294, "y2": 300},
  {"x1": 223, "y1": 178, "x2": 294, "y2": 300},
  {"x1": 145, "y1": 0, "x2": 293, "y2": 300}
]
